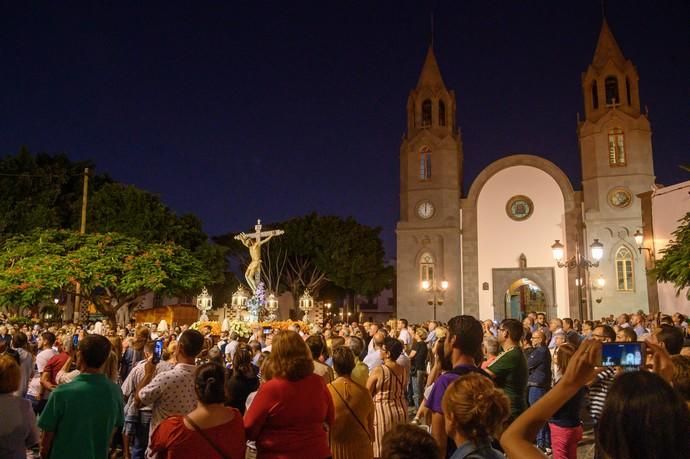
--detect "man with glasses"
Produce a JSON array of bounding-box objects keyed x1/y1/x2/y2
[
  {"x1": 527, "y1": 330, "x2": 552, "y2": 453},
  {"x1": 486, "y1": 319, "x2": 528, "y2": 422}
]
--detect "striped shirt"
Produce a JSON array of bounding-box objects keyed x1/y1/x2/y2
[{"x1": 587, "y1": 367, "x2": 616, "y2": 422}]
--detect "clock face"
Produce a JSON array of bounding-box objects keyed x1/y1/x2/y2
[
  {"x1": 506, "y1": 195, "x2": 534, "y2": 221},
  {"x1": 417, "y1": 200, "x2": 435, "y2": 219},
  {"x1": 608, "y1": 187, "x2": 632, "y2": 208}
]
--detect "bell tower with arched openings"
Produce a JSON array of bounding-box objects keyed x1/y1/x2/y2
[
  {"x1": 578, "y1": 18, "x2": 655, "y2": 315},
  {"x1": 396, "y1": 45, "x2": 463, "y2": 324}
]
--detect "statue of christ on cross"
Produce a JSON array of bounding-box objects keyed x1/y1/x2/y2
[{"x1": 235, "y1": 219, "x2": 284, "y2": 294}]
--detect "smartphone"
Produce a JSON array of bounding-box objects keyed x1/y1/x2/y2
[
  {"x1": 152, "y1": 339, "x2": 164, "y2": 364},
  {"x1": 262, "y1": 327, "x2": 272, "y2": 335},
  {"x1": 72, "y1": 334, "x2": 79, "y2": 348},
  {"x1": 601, "y1": 342, "x2": 645, "y2": 369}
]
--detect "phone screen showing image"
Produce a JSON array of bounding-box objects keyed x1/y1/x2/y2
[
  {"x1": 72, "y1": 334, "x2": 79, "y2": 348},
  {"x1": 263, "y1": 327, "x2": 272, "y2": 335},
  {"x1": 152, "y1": 339, "x2": 164, "y2": 364},
  {"x1": 601, "y1": 342, "x2": 645, "y2": 369}
]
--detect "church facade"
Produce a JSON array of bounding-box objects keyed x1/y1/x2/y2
[{"x1": 396, "y1": 20, "x2": 655, "y2": 324}]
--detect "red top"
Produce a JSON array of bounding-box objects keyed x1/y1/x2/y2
[
  {"x1": 149, "y1": 408, "x2": 246, "y2": 459},
  {"x1": 244, "y1": 373, "x2": 334, "y2": 459},
  {"x1": 44, "y1": 352, "x2": 70, "y2": 385}
]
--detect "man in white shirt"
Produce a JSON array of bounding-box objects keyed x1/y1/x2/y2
[
  {"x1": 224, "y1": 332, "x2": 240, "y2": 364},
  {"x1": 138, "y1": 329, "x2": 204, "y2": 434},
  {"x1": 397, "y1": 319, "x2": 412, "y2": 350},
  {"x1": 27, "y1": 331, "x2": 57, "y2": 413},
  {"x1": 364, "y1": 331, "x2": 385, "y2": 370}
]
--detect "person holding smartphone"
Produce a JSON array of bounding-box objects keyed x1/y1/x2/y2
[{"x1": 501, "y1": 339, "x2": 689, "y2": 459}]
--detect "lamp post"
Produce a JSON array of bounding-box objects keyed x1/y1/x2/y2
[
  {"x1": 421, "y1": 279, "x2": 448, "y2": 321},
  {"x1": 551, "y1": 238, "x2": 604, "y2": 320},
  {"x1": 323, "y1": 302, "x2": 332, "y2": 324}
]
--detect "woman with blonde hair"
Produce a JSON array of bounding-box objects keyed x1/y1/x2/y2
[
  {"x1": 0, "y1": 355, "x2": 39, "y2": 458},
  {"x1": 120, "y1": 326, "x2": 150, "y2": 382},
  {"x1": 244, "y1": 331, "x2": 334, "y2": 459},
  {"x1": 442, "y1": 372, "x2": 509, "y2": 458}
]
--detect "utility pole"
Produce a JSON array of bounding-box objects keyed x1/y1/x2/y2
[{"x1": 74, "y1": 168, "x2": 89, "y2": 322}]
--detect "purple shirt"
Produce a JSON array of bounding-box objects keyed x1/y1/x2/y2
[{"x1": 425, "y1": 371, "x2": 461, "y2": 414}]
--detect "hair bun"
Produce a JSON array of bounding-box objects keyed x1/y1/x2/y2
[{"x1": 206, "y1": 377, "x2": 216, "y2": 384}]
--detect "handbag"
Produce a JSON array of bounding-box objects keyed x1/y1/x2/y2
[
  {"x1": 329, "y1": 383, "x2": 372, "y2": 441},
  {"x1": 184, "y1": 416, "x2": 231, "y2": 459}
]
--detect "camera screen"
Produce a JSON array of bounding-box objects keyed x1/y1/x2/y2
[
  {"x1": 601, "y1": 342, "x2": 644, "y2": 367},
  {"x1": 153, "y1": 339, "x2": 164, "y2": 363}
]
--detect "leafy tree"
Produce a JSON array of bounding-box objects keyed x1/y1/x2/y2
[
  {"x1": 0, "y1": 150, "x2": 232, "y2": 302},
  {"x1": 0, "y1": 147, "x2": 110, "y2": 238},
  {"x1": 0, "y1": 229, "x2": 210, "y2": 321},
  {"x1": 653, "y1": 212, "x2": 690, "y2": 299}
]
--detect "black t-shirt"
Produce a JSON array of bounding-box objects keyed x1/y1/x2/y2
[{"x1": 412, "y1": 341, "x2": 428, "y2": 372}]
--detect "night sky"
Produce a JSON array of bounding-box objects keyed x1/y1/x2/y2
[{"x1": 2, "y1": 1, "x2": 688, "y2": 257}]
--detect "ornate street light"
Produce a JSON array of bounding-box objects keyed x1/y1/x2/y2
[
  {"x1": 265, "y1": 293, "x2": 279, "y2": 322},
  {"x1": 299, "y1": 289, "x2": 314, "y2": 322},
  {"x1": 550, "y1": 238, "x2": 604, "y2": 320},
  {"x1": 231, "y1": 286, "x2": 249, "y2": 310},
  {"x1": 196, "y1": 287, "x2": 213, "y2": 321},
  {"x1": 421, "y1": 280, "x2": 448, "y2": 321}
]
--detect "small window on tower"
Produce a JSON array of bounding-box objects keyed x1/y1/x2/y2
[
  {"x1": 421, "y1": 99, "x2": 432, "y2": 127},
  {"x1": 605, "y1": 76, "x2": 619, "y2": 106},
  {"x1": 608, "y1": 128, "x2": 626, "y2": 166},
  {"x1": 615, "y1": 247, "x2": 634, "y2": 291},
  {"x1": 438, "y1": 100, "x2": 446, "y2": 126},
  {"x1": 419, "y1": 147, "x2": 432, "y2": 180},
  {"x1": 591, "y1": 81, "x2": 599, "y2": 109},
  {"x1": 625, "y1": 77, "x2": 632, "y2": 105}
]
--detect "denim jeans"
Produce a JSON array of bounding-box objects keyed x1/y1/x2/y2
[
  {"x1": 528, "y1": 386, "x2": 551, "y2": 448},
  {"x1": 413, "y1": 371, "x2": 427, "y2": 409},
  {"x1": 129, "y1": 411, "x2": 152, "y2": 459}
]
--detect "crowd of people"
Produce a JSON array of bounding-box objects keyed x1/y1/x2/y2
[{"x1": 0, "y1": 309, "x2": 688, "y2": 459}]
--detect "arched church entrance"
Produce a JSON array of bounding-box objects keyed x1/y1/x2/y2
[
  {"x1": 492, "y1": 267, "x2": 557, "y2": 321},
  {"x1": 505, "y1": 278, "x2": 546, "y2": 320}
]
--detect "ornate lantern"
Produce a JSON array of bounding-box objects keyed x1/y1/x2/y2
[
  {"x1": 231, "y1": 286, "x2": 249, "y2": 310},
  {"x1": 265, "y1": 293, "x2": 279, "y2": 322},
  {"x1": 299, "y1": 289, "x2": 314, "y2": 322},
  {"x1": 196, "y1": 287, "x2": 213, "y2": 320}
]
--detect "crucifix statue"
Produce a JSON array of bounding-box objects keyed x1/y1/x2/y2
[{"x1": 235, "y1": 219, "x2": 284, "y2": 294}]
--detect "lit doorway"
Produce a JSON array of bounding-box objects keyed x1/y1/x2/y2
[{"x1": 505, "y1": 278, "x2": 545, "y2": 320}]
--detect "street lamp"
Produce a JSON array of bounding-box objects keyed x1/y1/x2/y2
[
  {"x1": 421, "y1": 280, "x2": 448, "y2": 321},
  {"x1": 551, "y1": 239, "x2": 604, "y2": 320},
  {"x1": 323, "y1": 302, "x2": 332, "y2": 323}
]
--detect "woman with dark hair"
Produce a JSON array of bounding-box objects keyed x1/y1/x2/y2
[
  {"x1": 598, "y1": 371, "x2": 689, "y2": 459},
  {"x1": 149, "y1": 363, "x2": 246, "y2": 459},
  {"x1": 244, "y1": 330, "x2": 334, "y2": 459},
  {"x1": 367, "y1": 336, "x2": 408, "y2": 458},
  {"x1": 225, "y1": 345, "x2": 259, "y2": 414},
  {"x1": 501, "y1": 339, "x2": 690, "y2": 459},
  {"x1": 328, "y1": 346, "x2": 374, "y2": 459}
]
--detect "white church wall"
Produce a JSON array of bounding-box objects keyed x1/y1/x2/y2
[
  {"x1": 651, "y1": 181, "x2": 690, "y2": 315},
  {"x1": 477, "y1": 165, "x2": 569, "y2": 320}
]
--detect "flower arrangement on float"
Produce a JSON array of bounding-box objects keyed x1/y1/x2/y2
[{"x1": 190, "y1": 319, "x2": 310, "y2": 336}]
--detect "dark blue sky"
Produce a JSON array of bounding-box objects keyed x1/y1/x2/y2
[{"x1": 2, "y1": 1, "x2": 688, "y2": 257}]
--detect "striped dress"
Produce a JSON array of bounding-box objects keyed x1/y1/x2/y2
[{"x1": 372, "y1": 364, "x2": 408, "y2": 457}]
